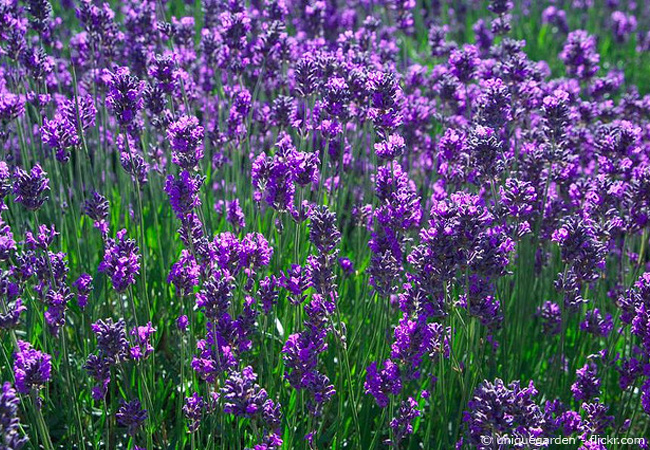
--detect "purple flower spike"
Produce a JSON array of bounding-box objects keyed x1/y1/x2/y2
[
  {"x1": 98, "y1": 229, "x2": 140, "y2": 293},
  {"x1": 41, "y1": 114, "x2": 80, "y2": 163},
  {"x1": 82, "y1": 192, "x2": 110, "y2": 235},
  {"x1": 72, "y1": 273, "x2": 93, "y2": 309},
  {"x1": 106, "y1": 66, "x2": 145, "y2": 126},
  {"x1": 165, "y1": 170, "x2": 204, "y2": 218},
  {"x1": 0, "y1": 382, "x2": 28, "y2": 448},
  {"x1": 13, "y1": 340, "x2": 52, "y2": 395},
  {"x1": 387, "y1": 397, "x2": 421, "y2": 447},
  {"x1": 167, "y1": 115, "x2": 205, "y2": 169},
  {"x1": 464, "y1": 379, "x2": 544, "y2": 448},
  {"x1": 13, "y1": 165, "x2": 50, "y2": 211},
  {"x1": 116, "y1": 399, "x2": 147, "y2": 436},
  {"x1": 560, "y1": 30, "x2": 600, "y2": 80},
  {"x1": 364, "y1": 360, "x2": 402, "y2": 408}
]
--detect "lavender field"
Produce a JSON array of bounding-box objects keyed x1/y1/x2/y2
[{"x1": 3, "y1": 0, "x2": 650, "y2": 448}]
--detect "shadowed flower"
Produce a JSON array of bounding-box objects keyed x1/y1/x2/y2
[
  {"x1": 0, "y1": 382, "x2": 28, "y2": 449},
  {"x1": 116, "y1": 399, "x2": 147, "y2": 436}
]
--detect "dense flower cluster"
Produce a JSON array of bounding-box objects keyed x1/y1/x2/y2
[{"x1": 2, "y1": 0, "x2": 650, "y2": 448}]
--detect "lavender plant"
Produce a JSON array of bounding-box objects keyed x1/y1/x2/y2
[{"x1": 2, "y1": 0, "x2": 650, "y2": 449}]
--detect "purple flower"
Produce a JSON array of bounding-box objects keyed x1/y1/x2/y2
[
  {"x1": 611, "y1": 11, "x2": 636, "y2": 43},
  {"x1": 552, "y1": 216, "x2": 607, "y2": 283},
  {"x1": 536, "y1": 301, "x2": 562, "y2": 335},
  {"x1": 374, "y1": 134, "x2": 406, "y2": 161},
  {"x1": 388, "y1": 397, "x2": 421, "y2": 447},
  {"x1": 429, "y1": 25, "x2": 455, "y2": 57},
  {"x1": 616, "y1": 352, "x2": 645, "y2": 391},
  {"x1": 168, "y1": 250, "x2": 200, "y2": 297},
  {"x1": 258, "y1": 275, "x2": 280, "y2": 314},
  {"x1": 580, "y1": 309, "x2": 613, "y2": 337},
  {"x1": 98, "y1": 229, "x2": 140, "y2": 293},
  {"x1": 309, "y1": 206, "x2": 341, "y2": 255},
  {"x1": 60, "y1": 95, "x2": 96, "y2": 131},
  {"x1": 473, "y1": 19, "x2": 493, "y2": 52},
  {"x1": 176, "y1": 315, "x2": 189, "y2": 332},
  {"x1": 221, "y1": 367, "x2": 283, "y2": 443},
  {"x1": 130, "y1": 322, "x2": 156, "y2": 361},
  {"x1": 165, "y1": 171, "x2": 204, "y2": 218},
  {"x1": 250, "y1": 134, "x2": 306, "y2": 212},
  {"x1": 500, "y1": 178, "x2": 537, "y2": 218},
  {"x1": 167, "y1": 115, "x2": 205, "y2": 169},
  {"x1": 542, "y1": 89, "x2": 571, "y2": 142},
  {"x1": 84, "y1": 354, "x2": 111, "y2": 401},
  {"x1": 449, "y1": 44, "x2": 480, "y2": 83},
  {"x1": 0, "y1": 220, "x2": 16, "y2": 261},
  {"x1": 25, "y1": 224, "x2": 58, "y2": 251},
  {"x1": 0, "y1": 297, "x2": 26, "y2": 330},
  {"x1": 119, "y1": 137, "x2": 150, "y2": 186},
  {"x1": 391, "y1": 314, "x2": 450, "y2": 378},
  {"x1": 0, "y1": 382, "x2": 28, "y2": 449},
  {"x1": 0, "y1": 92, "x2": 25, "y2": 122},
  {"x1": 0, "y1": 162, "x2": 12, "y2": 204},
  {"x1": 571, "y1": 362, "x2": 601, "y2": 402},
  {"x1": 225, "y1": 199, "x2": 246, "y2": 229},
  {"x1": 106, "y1": 66, "x2": 144, "y2": 126},
  {"x1": 280, "y1": 264, "x2": 309, "y2": 303},
  {"x1": 294, "y1": 56, "x2": 318, "y2": 96},
  {"x1": 90, "y1": 318, "x2": 129, "y2": 364},
  {"x1": 580, "y1": 401, "x2": 613, "y2": 437},
  {"x1": 560, "y1": 30, "x2": 600, "y2": 80},
  {"x1": 338, "y1": 257, "x2": 354, "y2": 276},
  {"x1": 542, "y1": 7, "x2": 568, "y2": 33},
  {"x1": 116, "y1": 399, "x2": 147, "y2": 436},
  {"x1": 270, "y1": 95, "x2": 297, "y2": 127},
  {"x1": 196, "y1": 271, "x2": 234, "y2": 319},
  {"x1": 13, "y1": 340, "x2": 52, "y2": 394},
  {"x1": 82, "y1": 191, "x2": 109, "y2": 235},
  {"x1": 72, "y1": 273, "x2": 93, "y2": 309},
  {"x1": 222, "y1": 367, "x2": 265, "y2": 418},
  {"x1": 374, "y1": 162, "x2": 422, "y2": 232},
  {"x1": 476, "y1": 78, "x2": 511, "y2": 129},
  {"x1": 148, "y1": 53, "x2": 177, "y2": 94},
  {"x1": 364, "y1": 359, "x2": 402, "y2": 408},
  {"x1": 183, "y1": 392, "x2": 205, "y2": 433},
  {"x1": 41, "y1": 114, "x2": 80, "y2": 163},
  {"x1": 487, "y1": 0, "x2": 513, "y2": 15},
  {"x1": 282, "y1": 329, "x2": 328, "y2": 390},
  {"x1": 191, "y1": 340, "x2": 237, "y2": 383},
  {"x1": 26, "y1": 0, "x2": 52, "y2": 32},
  {"x1": 642, "y1": 379, "x2": 650, "y2": 415},
  {"x1": 464, "y1": 379, "x2": 545, "y2": 448},
  {"x1": 43, "y1": 285, "x2": 73, "y2": 335},
  {"x1": 239, "y1": 233, "x2": 273, "y2": 274},
  {"x1": 20, "y1": 47, "x2": 54, "y2": 80},
  {"x1": 632, "y1": 303, "x2": 650, "y2": 351},
  {"x1": 324, "y1": 76, "x2": 350, "y2": 119},
  {"x1": 13, "y1": 165, "x2": 50, "y2": 211},
  {"x1": 467, "y1": 125, "x2": 504, "y2": 179},
  {"x1": 211, "y1": 231, "x2": 241, "y2": 272}
]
